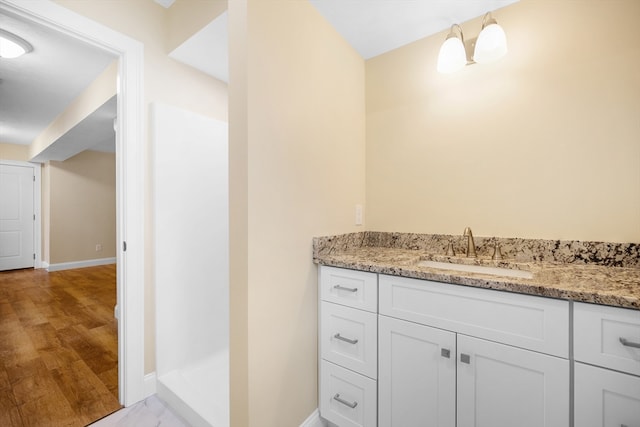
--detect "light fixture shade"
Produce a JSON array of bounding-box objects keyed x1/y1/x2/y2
[
  {"x1": 473, "y1": 22, "x2": 507, "y2": 64},
  {"x1": 437, "y1": 36, "x2": 466, "y2": 74},
  {"x1": 0, "y1": 29, "x2": 33, "y2": 59}
]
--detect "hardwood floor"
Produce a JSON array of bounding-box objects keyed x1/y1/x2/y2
[{"x1": 0, "y1": 265, "x2": 121, "y2": 427}]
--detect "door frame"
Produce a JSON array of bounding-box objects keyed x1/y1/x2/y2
[
  {"x1": 0, "y1": 160, "x2": 41, "y2": 270},
  {"x1": 0, "y1": 0, "x2": 146, "y2": 407}
]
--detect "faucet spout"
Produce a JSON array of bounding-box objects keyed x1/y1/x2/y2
[{"x1": 463, "y1": 227, "x2": 477, "y2": 258}]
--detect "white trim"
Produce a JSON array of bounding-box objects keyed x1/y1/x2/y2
[
  {"x1": 41, "y1": 261, "x2": 50, "y2": 270},
  {"x1": 46, "y1": 257, "x2": 116, "y2": 272},
  {"x1": 0, "y1": 0, "x2": 146, "y2": 407},
  {"x1": 300, "y1": 409, "x2": 328, "y2": 427},
  {"x1": 0, "y1": 160, "x2": 41, "y2": 269},
  {"x1": 144, "y1": 372, "x2": 157, "y2": 398}
]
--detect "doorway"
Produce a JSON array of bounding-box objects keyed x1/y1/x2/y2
[
  {"x1": 0, "y1": 161, "x2": 38, "y2": 271},
  {"x1": 0, "y1": 0, "x2": 146, "y2": 407}
]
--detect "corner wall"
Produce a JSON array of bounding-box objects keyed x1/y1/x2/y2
[
  {"x1": 229, "y1": 1, "x2": 366, "y2": 425},
  {"x1": 366, "y1": 0, "x2": 640, "y2": 242}
]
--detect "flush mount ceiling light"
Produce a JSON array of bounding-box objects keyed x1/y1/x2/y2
[
  {"x1": 437, "y1": 11, "x2": 507, "y2": 74},
  {"x1": 0, "y1": 29, "x2": 33, "y2": 59}
]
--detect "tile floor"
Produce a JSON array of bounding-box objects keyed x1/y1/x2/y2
[{"x1": 89, "y1": 395, "x2": 189, "y2": 427}]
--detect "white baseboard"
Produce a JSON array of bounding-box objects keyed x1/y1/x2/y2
[
  {"x1": 41, "y1": 261, "x2": 49, "y2": 270},
  {"x1": 46, "y1": 257, "x2": 116, "y2": 272},
  {"x1": 300, "y1": 409, "x2": 328, "y2": 427},
  {"x1": 144, "y1": 372, "x2": 157, "y2": 398}
]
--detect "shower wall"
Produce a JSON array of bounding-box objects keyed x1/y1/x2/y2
[{"x1": 152, "y1": 103, "x2": 229, "y2": 427}]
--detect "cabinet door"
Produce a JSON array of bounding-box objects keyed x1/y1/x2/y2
[
  {"x1": 378, "y1": 315, "x2": 456, "y2": 427},
  {"x1": 575, "y1": 362, "x2": 640, "y2": 427},
  {"x1": 457, "y1": 335, "x2": 569, "y2": 427}
]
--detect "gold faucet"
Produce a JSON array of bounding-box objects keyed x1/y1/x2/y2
[{"x1": 463, "y1": 227, "x2": 477, "y2": 258}]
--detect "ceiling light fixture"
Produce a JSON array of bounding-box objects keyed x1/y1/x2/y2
[
  {"x1": 0, "y1": 29, "x2": 33, "y2": 59},
  {"x1": 437, "y1": 12, "x2": 507, "y2": 74}
]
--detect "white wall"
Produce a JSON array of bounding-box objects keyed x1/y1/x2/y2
[{"x1": 153, "y1": 102, "x2": 229, "y2": 376}]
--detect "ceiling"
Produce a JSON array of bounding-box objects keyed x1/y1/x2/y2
[
  {"x1": 1, "y1": 0, "x2": 518, "y2": 163},
  {"x1": 0, "y1": 7, "x2": 116, "y2": 160},
  {"x1": 308, "y1": 0, "x2": 518, "y2": 59}
]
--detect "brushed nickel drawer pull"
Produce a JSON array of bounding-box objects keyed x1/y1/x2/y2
[
  {"x1": 334, "y1": 333, "x2": 358, "y2": 345},
  {"x1": 333, "y1": 393, "x2": 358, "y2": 409},
  {"x1": 619, "y1": 337, "x2": 640, "y2": 349},
  {"x1": 460, "y1": 353, "x2": 471, "y2": 364},
  {"x1": 441, "y1": 348, "x2": 451, "y2": 358},
  {"x1": 334, "y1": 285, "x2": 358, "y2": 293}
]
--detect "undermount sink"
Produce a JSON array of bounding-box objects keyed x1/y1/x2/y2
[{"x1": 417, "y1": 260, "x2": 533, "y2": 279}]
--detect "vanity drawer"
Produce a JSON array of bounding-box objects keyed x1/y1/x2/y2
[
  {"x1": 319, "y1": 266, "x2": 378, "y2": 312},
  {"x1": 320, "y1": 301, "x2": 377, "y2": 379},
  {"x1": 574, "y1": 302, "x2": 640, "y2": 375},
  {"x1": 574, "y1": 362, "x2": 640, "y2": 427},
  {"x1": 320, "y1": 360, "x2": 377, "y2": 427},
  {"x1": 379, "y1": 274, "x2": 569, "y2": 357}
]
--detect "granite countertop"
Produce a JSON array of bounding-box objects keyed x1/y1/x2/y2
[{"x1": 313, "y1": 232, "x2": 640, "y2": 310}]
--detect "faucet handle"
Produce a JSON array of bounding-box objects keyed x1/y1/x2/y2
[
  {"x1": 445, "y1": 241, "x2": 455, "y2": 256},
  {"x1": 492, "y1": 242, "x2": 503, "y2": 260}
]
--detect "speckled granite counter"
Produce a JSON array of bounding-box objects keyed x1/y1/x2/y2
[{"x1": 313, "y1": 232, "x2": 640, "y2": 310}]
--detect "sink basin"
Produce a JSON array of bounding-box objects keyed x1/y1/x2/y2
[{"x1": 417, "y1": 260, "x2": 533, "y2": 279}]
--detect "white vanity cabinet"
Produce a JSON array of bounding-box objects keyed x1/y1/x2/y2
[
  {"x1": 318, "y1": 265, "x2": 640, "y2": 427},
  {"x1": 378, "y1": 274, "x2": 570, "y2": 427},
  {"x1": 574, "y1": 302, "x2": 640, "y2": 427},
  {"x1": 319, "y1": 266, "x2": 378, "y2": 427}
]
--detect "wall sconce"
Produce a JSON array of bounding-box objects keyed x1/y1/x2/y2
[
  {"x1": 0, "y1": 29, "x2": 33, "y2": 59},
  {"x1": 437, "y1": 12, "x2": 507, "y2": 74}
]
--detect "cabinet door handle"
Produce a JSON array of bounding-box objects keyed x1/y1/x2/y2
[
  {"x1": 334, "y1": 333, "x2": 358, "y2": 345},
  {"x1": 621, "y1": 424, "x2": 628, "y2": 427},
  {"x1": 441, "y1": 348, "x2": 451, "y2": 358},
  {"x1": 333, "y1": 285, "x2": 358, "y2": 293},
  {"x1": 460, "y1": 353, "x2": 471, "y2": 364},
  {"x1": 333, "y1": 393, "x2": 358, "y2": 408},
  {"x1": 619, "y1": 337, "x2": 640, "y2": 349}
]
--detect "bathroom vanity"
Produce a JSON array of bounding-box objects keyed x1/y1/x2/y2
[{"x1": 314, "y1": 232, "x2": 640, "y2": 427}]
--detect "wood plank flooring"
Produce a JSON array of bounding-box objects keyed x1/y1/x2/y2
[{"x1": 0, "y1": 265, "x2": 121, "y2": 427}]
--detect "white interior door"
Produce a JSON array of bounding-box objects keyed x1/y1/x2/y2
[{"x1": 0, "y1": 163, "x2": 35, "y2": 271}]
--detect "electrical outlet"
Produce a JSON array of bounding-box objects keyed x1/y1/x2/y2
[
  {"x1": 95, "y1": 244, "x2": 103, "y2": 252},
  {"x1": 355, "y1": 204, "x2": 363, "y2": 226}
]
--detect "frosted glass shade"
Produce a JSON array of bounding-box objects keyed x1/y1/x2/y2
[
  {"x1": 473, "y1": 23, "x2": 507, "y2": 64},
  {"x1": 437, "y1": 36, "x2": 466, "y2": 74}
]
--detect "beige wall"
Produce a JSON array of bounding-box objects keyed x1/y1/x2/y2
[
  {"x1": 54, "y1": 0, "x2": 229, "y2": 374},
  {"x1": 0, "y1": 143, "x2": 30, "y2": 161},
  {"x1": 229, "y1": 1, "x2": 366, "y2": 425},
  {"x1": 366, "y1": 0, "x2": 640, "y2": 243},
  {"x1": 47, "y1": 150, "x2": 116, "y2": 264}
]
